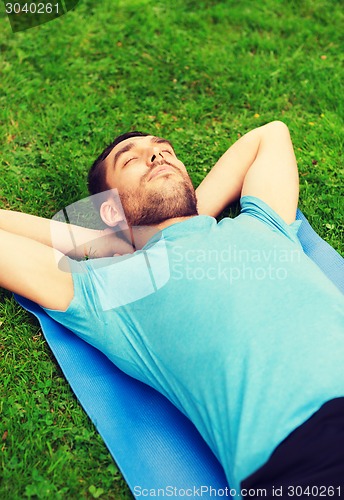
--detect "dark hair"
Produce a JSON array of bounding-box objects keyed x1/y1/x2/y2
[{"x1": 87, "y1": 131, "x2": 149, "y2": 196}]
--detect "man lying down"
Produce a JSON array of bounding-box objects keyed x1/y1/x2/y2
[{"x1": 1, "y1": 121, "x2": 343, "y2": 498}]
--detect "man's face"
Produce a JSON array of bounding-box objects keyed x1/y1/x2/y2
[{"x1": 104, "y1": 135, "x2": 198, "y2": 226}]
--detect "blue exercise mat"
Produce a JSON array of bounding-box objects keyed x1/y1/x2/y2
[{"x1": 15, "y1": 210, "x2": 344, "y2": 498}]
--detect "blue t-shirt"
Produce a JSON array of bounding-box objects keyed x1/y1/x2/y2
[{"x1": 44, "y1": 196, "x2": 344, "y2": 491}]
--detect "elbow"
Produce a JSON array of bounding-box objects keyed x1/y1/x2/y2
[
  {"x1": 267, "y1": 120, "x2": 290, "y2": 133},
  {"x1": 262, "y1": 120, "x2": 291, "y2": 141}
]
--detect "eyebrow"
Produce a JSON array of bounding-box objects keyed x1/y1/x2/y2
[
  {"x1": 151, "y1": 137, "x2": 175, "y2": 150},
  {"x1": 113, "y1": 142, "x2": 136, "y2": 168},
  {"x1": 113, "y1": 137, "x2": 175, "y2": 168}
]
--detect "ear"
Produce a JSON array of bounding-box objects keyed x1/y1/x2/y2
[{"x1": 99, "y1": 199, "x2": 125, "y2": 227}]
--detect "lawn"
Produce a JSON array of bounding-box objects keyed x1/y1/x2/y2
[{"x1": 0, "y1": 0, "x2": 343, "y2": 498}]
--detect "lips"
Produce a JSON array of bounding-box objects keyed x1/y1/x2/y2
[{"x1": 148, "y1": 164, "x2": 175, "y2": 181}]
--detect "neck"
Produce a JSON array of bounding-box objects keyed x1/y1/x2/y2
[{"x1": 129, "y1": 216, "x2": 195, "y2": 250}]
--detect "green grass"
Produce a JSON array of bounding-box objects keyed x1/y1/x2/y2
[{"x1": 0, "y1": 0, "x2": 343, "y2": 497}]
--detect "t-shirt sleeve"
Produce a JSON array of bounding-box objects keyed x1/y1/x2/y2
[
  {"x1": 41, "y1": 252, "x2": 172, "y2": 385},
  {"x1": 41, "y1": 249, "x2": 165, "y2": 349},
  {"x1": 239, "y1": 195, "x2": 302, "y2": 244},
  {"x1": 42, "y1": 258, "x2": 105, "y2": 347}
]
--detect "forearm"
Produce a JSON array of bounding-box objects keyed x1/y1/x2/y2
[
  {"x1": 0, "y1": 209, "x2": 53, "y2": 245},
  {"x1": 196, "y1": 121, "x2": 299, "y2": 222},
  {"x1": 0, "y1": 209, "x2": 133, "y2": 259},
  {"x1": 195, "y1": 125, "x2": 265, "y2": 217}
]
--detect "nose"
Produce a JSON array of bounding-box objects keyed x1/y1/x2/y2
[{"x1": 149, "y1": 147, "x2": 164, "y2": 164}]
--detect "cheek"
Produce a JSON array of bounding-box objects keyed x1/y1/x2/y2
[
  {"x1": 117, "y1": 169, "x2": 146, "y2": 193},
  {"x1": 176, "y1": 162, "x2": 191, "y2": 180},
  {"x1": 176, "y1": 160, "x2": 188, "y2": 173}
]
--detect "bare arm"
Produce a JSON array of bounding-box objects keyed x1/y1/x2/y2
[
  {"x1": 0, "y1": 210, "x2": 134, "y2": 258},
  {"x1": 0, "y1": 228, "x2": 73, "y2": 310},
  {"x1": 0, "y1": 209, "x2": 133, "y2": 310},
  {"x1": 196, "y1": 121, "x2": 299, "y2": 224}
]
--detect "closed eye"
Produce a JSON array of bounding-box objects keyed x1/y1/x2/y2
[
  {"x1": 124, "y1": 157, "x2": 136, "y2": 166},
  {"x1": 162, "y1": 150, "x2": 174, "y2": 155}
]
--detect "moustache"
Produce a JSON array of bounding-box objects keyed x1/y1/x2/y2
[{"x1": 144, "y1": 160, "x2": 180, "y2": 181}]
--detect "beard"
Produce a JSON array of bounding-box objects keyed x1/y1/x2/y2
[{"x1": 118, "y1": 164, "x2": 199, "y2": 227}]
